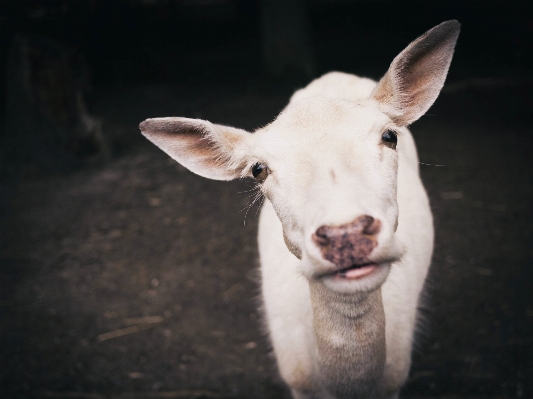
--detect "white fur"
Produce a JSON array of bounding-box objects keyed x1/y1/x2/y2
[
  {"x1": 258, "y1": 77, "x2": 433, "y2": 397},
  {"x1": 140, "y1": 21, "x2": 460, "y2": 399}
]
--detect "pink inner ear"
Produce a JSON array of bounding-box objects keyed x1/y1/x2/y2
[
  {"x1": 140, "y1": 117, "x2": 246, "y2": 181},
  {"x1": 140, "y1": 118, "x2": 209, "y2": 138},
  {"x1": 168, "y1": 133, "x2": 229, "y2": 169},
  {"x1": 372, "y1": 20, "x2": 460, "y2": 126},
  {"x1": 140, "y1": 118, "x2": 216, "y2": 162},
  {"x1": 144, "y1": 130, "x2": 232, "y2": 179}
]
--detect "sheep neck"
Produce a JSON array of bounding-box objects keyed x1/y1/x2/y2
[{"x1": 309, "y1": 282, "x2": 386, "y2": 399}]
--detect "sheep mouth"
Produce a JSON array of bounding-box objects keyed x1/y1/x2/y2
[{"x1": 335, "y1": 263, "x2": 380, "y2": 280}]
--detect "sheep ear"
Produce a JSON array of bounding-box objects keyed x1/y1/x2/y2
[
  {"x1": 139, "y1": 117, "x2": 249, "y2": 181},
  {"x1": 371, "y1": 20, "x2": 460, "y2": 126}
]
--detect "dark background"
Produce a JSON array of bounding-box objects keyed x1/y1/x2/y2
[
  {"x1": 1, "y1": 1, "x2": 532, "y2": 399},
  {"x1": 2, "y1": 0, "x2": 533, "y2": 87}
]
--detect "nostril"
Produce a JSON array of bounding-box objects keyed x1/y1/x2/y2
[
  {"x1": 313, "y1": 226, "x2": 330, "y2": 246},
  {"x1": 313, "y1": 216, "x2": 381, "y2": 253},
  {"x1": 312, "y1": 216, "x2": 381, "y2": 268},
  {"x1": 362, "y1": 216, "x2": 381, "y2": 236}
]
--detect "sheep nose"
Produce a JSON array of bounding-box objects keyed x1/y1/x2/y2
[{"x1": 312, "y1": 216, "x2": 381, "y2": 269}]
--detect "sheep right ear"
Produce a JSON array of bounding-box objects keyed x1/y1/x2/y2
[
  {"x1": 139, "y1": 117, "x2": 250, "y2": 181},
  {"x1": 371, "y1": 20, "x2": 460, "y2": 126}
]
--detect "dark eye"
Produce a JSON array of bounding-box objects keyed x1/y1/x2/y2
[
  {"x1": 382, "y1": 130, "x2": 397, "y2": 149},
  {"x1": 251, "y1": 162, "x2": 269, "y2": 182}
]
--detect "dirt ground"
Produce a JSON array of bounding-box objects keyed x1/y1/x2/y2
[{"x1": 1, "y1": 73, "x2": 532, "y2": 399}]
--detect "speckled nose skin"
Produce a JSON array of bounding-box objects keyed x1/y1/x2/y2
[{"x1": 312, "y1": 216, "x2": 381, "y2": 269}]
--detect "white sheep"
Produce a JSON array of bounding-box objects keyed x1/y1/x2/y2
[{"x1": 140, "y1": 20, "x2": 460, "y2": 399}]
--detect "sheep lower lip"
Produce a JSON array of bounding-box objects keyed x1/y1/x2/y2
[{"x1": 337, "y1": 264, "x2": 379, "y2": 280}]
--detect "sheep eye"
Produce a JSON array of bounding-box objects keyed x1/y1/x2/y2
[
  {"x1": 382, "y1": 130, "x2": 397, "y2": 149},
  {"x1": 251, "y1": 163, "x2": 269, "y2": 182}
]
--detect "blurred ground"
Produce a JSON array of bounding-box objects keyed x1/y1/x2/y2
[{"x1": 1, "y1": 72, "x2": 532, "y2": 399}]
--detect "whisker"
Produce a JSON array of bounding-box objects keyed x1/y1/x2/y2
[
  {"x1": 239, "y1": 188, "x2": 260, "y2": 212},
  {"x1": 237, "y1": 187, "x2": 261, "y2": 194},
  {"x1": 242, "y1": 190, "x2": 264, "y2": 225},
  {"x1": 254, "y1": 197, "x2": 265, "y2": 218}
]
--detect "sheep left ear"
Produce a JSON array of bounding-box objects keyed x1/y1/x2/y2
[
  {"x1": 139, "y1": 117, "x2": 250, "y2": 181},
  {"x1": 371, "y1": 20, "x2": 460, "y2": 126}
]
